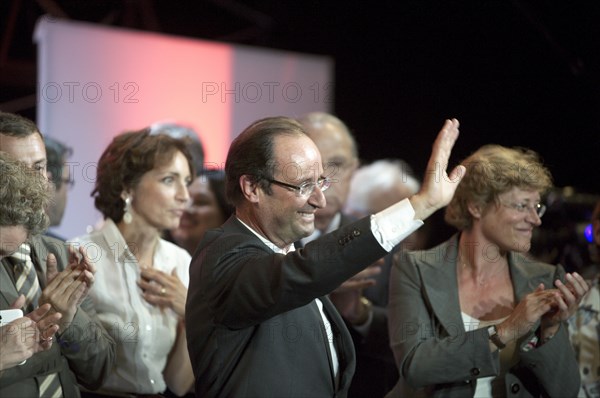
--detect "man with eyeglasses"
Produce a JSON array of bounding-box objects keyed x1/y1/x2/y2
[
  {"x1": 186, "y1": 116, "x2": 464, "y2": 397},
  {"x1": 44, "y1": 136, "x2": 74, "y2": 240}
]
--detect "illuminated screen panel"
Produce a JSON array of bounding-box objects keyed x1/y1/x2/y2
[{"x1": 35, "y1": 17, "x2": 332, "y2": 239}]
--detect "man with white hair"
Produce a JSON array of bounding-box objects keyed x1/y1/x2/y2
[{"x1": 345, "y1": 159, "x2": 420, "y2": 218}]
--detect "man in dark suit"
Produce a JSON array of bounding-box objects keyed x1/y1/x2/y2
[
  {"x1": 186, "y1": 116, "x2": 464, "y2": 397},
  {"x1": 299, "y1": 113, "x2": 401, "y2": 397},
  {"x1": 0, "y1": 111, "x2": 115, "y2": 396}
]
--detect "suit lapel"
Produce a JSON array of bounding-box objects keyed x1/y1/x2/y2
[
  {"x1": 419, "y1": 236, "x2": 466, "y2": 333},
  {"x1": 308, "y1": 299, "x2": 337, "y2": 389},
  {"x1": 1, "y1": 236, "x2": 53, "y2": 307},
  {"x1": 0, "y1": 259, "x2": 19, "y2": 307},
  {"x1": 420, "y1": 239, "x2": 547, "y2": 336},
  {"x1": 320, "y1": 295, "x2": 355, "y2": 391},
  {"x1": 28, "y1": 235, "x2": 49, "y2": 289},
  {"x1": 509, "y1": 251, "x2": 540, "y2": 301},
  {"x1": 320, "y1": 295, "x2": 350, "y2": 363}
]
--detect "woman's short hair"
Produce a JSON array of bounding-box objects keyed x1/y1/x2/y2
[
  {"x1": 445, "y1": 144, "x2": 553, "y2": 231},
  {"x1": 0, "y1": 152, "x2": 50, "y2": 236},
  {"x1": 225, "y1": 117, "x2": 306, "y2": 207},
  {"x1": 92, "y1": 128, "x2": 194, "y2": 222}
]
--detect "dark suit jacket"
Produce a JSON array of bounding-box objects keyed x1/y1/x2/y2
[
  {"x1": 0, "y1": 234, "x2": 115, "y2": 397},
  {"x1": 347, "y1": 252, "x2": 399, "y2": 398},
  {"x1": 324, "y1": 212, "x2": 398, "y2": 398},
  {"x1": 386, "y1": 235, "x2": 581, "y2": 398},
  {"x1": 186, "y1": 216, "x2": 388, "y2": 398}
]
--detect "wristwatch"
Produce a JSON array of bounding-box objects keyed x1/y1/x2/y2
[{"x1": 487, "y1": 325, "x2": 506, "y2": 350}]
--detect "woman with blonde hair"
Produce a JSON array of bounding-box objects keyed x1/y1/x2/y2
[{"x1": 387, "y1": 144, "x2": 589, "y2": 397}]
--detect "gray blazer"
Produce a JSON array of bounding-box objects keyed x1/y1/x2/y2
[
  {"x1": 0, "y1": 234, "x2": 115, "y2": 397},
  {"x1": 186, "y1": 215, "x2": 388, "y2": 398},
  {"x1": 386, "y1": 235, "x2": 580, "y2": 398}
]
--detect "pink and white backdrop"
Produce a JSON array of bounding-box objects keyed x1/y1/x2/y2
[{"x1": 35, "y1": 17, "x2": 332, "y2": 239}]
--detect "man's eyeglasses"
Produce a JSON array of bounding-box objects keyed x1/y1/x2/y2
[
  {"x1": 266, "y1": 177, "x2": 331, "y2": 197},
  {"x1": 501, "y1": 202, "x2": 546, "y2": 218}
]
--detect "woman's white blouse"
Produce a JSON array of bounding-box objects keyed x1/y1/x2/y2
[{"x1": 71, "y1": 219, "x2": 191, "y2": 394}]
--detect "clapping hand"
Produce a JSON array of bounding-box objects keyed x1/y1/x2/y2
[
  {"x1": 496, "y1": 284, "x2": 558, "y2": 343},
  {"x1": 39, "y1": 246, "x2": 95, "y2": 331},
  {"x1": 541, "y1": 272, "x2": 590, "y2": 329},
  {"x1": 498, "y1": 273, "x2": 591, "y2": 345},
  {"x1": 330, "y1": 260, "x2": 383, "y2": 324},
  {"x1": 1, "y1": 296, "x2": 62, "y2": 371}
]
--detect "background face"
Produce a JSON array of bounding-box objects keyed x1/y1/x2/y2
[
  {"x1": 170, "y1": 177, "x2": 225, "y2": 252},
  {"x1": 305, "y1": 124, "x2": 357, "y2": 231},
  {"x1": 48, "y1": 162, "x2": 70, "y2": 226}
]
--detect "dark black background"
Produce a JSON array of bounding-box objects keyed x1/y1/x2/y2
[{"x1": 2, "y1": 0, "x2": 599, "y2": 193}]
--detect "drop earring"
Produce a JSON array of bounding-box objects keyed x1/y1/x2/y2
[{"x1": 123, "y1": 196, "x2": 133, "y2": 224}]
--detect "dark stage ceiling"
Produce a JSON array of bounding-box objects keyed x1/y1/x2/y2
[{"x1": 1, "y1": 0, "x2": 599, "y2": 193}]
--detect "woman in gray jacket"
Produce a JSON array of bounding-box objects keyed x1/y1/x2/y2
[{"x1": 387, "y1": 144, "x2": 589, "y2": 397}]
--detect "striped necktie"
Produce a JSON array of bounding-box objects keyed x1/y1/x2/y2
[
  {"x1": 11, "y1": 243, "x2": 41, "y2": 312},
  {"x1": 10, "y1": 243, "x2": 64, "y2": 398}
]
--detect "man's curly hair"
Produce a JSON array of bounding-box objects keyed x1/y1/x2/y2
[{"x1": 0, "y1": 152, "x2": 50, "y2": 236}]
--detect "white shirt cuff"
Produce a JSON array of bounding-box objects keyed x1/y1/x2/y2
[{"x1": 370, "y1": 198, "x2": 424, "y2": 252}]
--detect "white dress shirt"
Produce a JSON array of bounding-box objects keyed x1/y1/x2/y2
[{"x1": 71, "y1": 219, "x2": 191, "y2": 394}]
